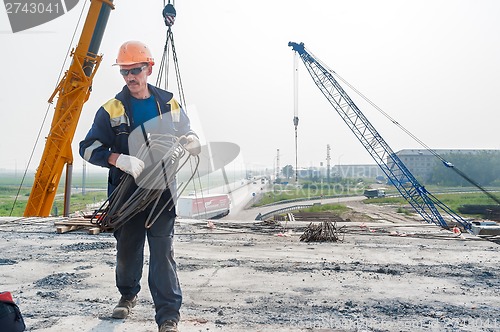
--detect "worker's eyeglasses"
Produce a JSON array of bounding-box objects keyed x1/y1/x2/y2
[{"x1": 120, "y1": 65, "x2": 148, "y2": 76}]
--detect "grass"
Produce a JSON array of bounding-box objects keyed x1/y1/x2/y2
[
  {"x1": 1, "y1": 190, "x2": 109, "y2": 217},
  {"x1": 434, "y1": 192, "x2": 500, "y2": 211},
  {"x1": 3, "y1": 172, "x2": 500, "y2": 218},
  {"x1": 364, "y1": 192, "x2": 500, "y2": 208},
  {"x1": 396, "y1": 207, "x2": 413, "y2": 216},
  {"x1": 364, "y1": 191, "x2": 500, "y2": 216},
  {"x1": 256, "y1": 181, "x2": 500, "y2": 216},
  {"x1": 299, "y1": 203, "x2": 350, "y2": 214},
  {"x1": 0, "y1": 168, "x2": 246, "y2": 217},
  {"x1": 257, "y1": 182, "x2": 364, "y2": 206},
  {"x1": 0, "y1": 171, "x2": 109, "y2": 217}
]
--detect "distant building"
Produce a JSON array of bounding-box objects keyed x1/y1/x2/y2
[
  {"x1": 331, "y1": 164, "x2": 385, "y2": 179},
  {"x1": 296, "y1": 165, "x2": 385, "y2": 180},
  {"x1": 391, "y1": 149, "x2": 500, "y2": 181},
  {"x1": 293, "y1": 149, "x2": 499, "y2": 183}
]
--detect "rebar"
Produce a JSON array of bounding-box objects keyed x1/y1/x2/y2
[{"x1": 91, "y1": 134, "x2": 199, "y2": 231}]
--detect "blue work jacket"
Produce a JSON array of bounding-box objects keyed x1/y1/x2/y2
[{"x1": 79, "y1": 84, "x2": 196, "y2": 199}]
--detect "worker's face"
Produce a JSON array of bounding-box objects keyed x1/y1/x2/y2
[{"x1": 120, "y1": 63, "x2": 152, "y2": 98}]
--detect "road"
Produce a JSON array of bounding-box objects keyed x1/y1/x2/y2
[
  {"x1": 221, "y1": 182, "x2": 367, "y2": 221},
  {"x1": 191, "y1": 178, "x2": 268, "y2": 220}
]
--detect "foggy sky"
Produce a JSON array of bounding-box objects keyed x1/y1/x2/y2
[{"x1": 1, "y1": 0, "x2": 499, "y2": 174}]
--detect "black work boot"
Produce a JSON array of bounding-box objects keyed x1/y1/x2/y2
[
  {"x1": 159, "y1": 320, "x2": 178, "y2": 332},
  {"x1": 111, "y1": 295, "x2": 138, "y2": 319}
]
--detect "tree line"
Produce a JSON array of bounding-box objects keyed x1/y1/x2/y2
[{"x1": 429, "y1": 151, "x2": 500, "y2": 186}]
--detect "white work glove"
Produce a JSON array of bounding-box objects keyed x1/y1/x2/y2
[
  {"x1": 115, "y1": 154, "x2": 145, "y2": 179},
  {"x1": 184, "y1": 135, "x2": 201, "y2": 156}
]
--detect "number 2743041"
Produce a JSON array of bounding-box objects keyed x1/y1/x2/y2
[{"x1": 5, "y1": 2, "x2": 61, "y2": 14}]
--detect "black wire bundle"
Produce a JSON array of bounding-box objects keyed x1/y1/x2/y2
[{"x1": 91, "y1": 134, "x2": 199, "y2": 231}]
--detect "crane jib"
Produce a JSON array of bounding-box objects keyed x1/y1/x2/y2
[
  {"x1": 289, "y1": 41, "x2": 472, "y2": 233},
  {"x1": 24, "y1": 0, "x2": 114, "y2": 217}
]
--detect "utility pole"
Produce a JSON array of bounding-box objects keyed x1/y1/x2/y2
[
  {"x1": 82, "y1": 160, "x2": 86, "y2": 195},
  {"x1": 276, "y1": 148, "x2": 280, "y2": 181},
  {"x1": 293, "y1": 50, "x2": 299, "y2": 183},
  {"x1": 326, "y1": 144, "x2": 331, "y2": 183}
]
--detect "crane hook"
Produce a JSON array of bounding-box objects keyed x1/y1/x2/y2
[{"x1": 162, "y1": 3, "x2": 176, "y2": 27}]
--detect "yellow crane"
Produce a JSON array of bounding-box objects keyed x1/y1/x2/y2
[{"x1": 24, "y1": 0, "x2": 115, "y2": 216}]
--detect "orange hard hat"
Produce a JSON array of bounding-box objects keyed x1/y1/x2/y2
[{"x1": 115, "y1": 41, "x2": 155, "y2": 66}]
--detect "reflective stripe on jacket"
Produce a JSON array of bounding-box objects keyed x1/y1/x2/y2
[{"x1": 79, "y1": 83, "x2": 196, "y2": 196}]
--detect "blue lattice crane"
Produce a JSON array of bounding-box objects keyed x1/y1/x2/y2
[{"x1": 288, "y1": 41, "x2": 473, "y2": 233}]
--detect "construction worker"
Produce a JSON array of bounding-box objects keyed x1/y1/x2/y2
[{"x1": 79, "y1": 40, "x2": 200, "y2": 332}]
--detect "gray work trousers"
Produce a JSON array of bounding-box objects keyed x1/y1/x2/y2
[{"x1": 113, "y1": 207, "x2": 182, "y2": 325}]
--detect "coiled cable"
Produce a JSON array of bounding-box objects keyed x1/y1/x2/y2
[{"x1": 91, "y1": 134, "x2": 199, "y2": 231}]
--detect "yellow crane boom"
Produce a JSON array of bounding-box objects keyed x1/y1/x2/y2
[{"x1": 24, "y1": 0, "x2": 114, "y2": 217}]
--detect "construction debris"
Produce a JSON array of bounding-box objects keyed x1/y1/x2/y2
[
  {"x1": 54, "y1": 218, "x2": 102, "y2": 235},
  {"x1": 299, "y1": 220, "x2": 344, "y2": 242}
]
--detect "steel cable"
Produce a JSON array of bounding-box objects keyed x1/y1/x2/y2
[{"x1": 322, "y1": 58, "x2": 500, "y2": 205}]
